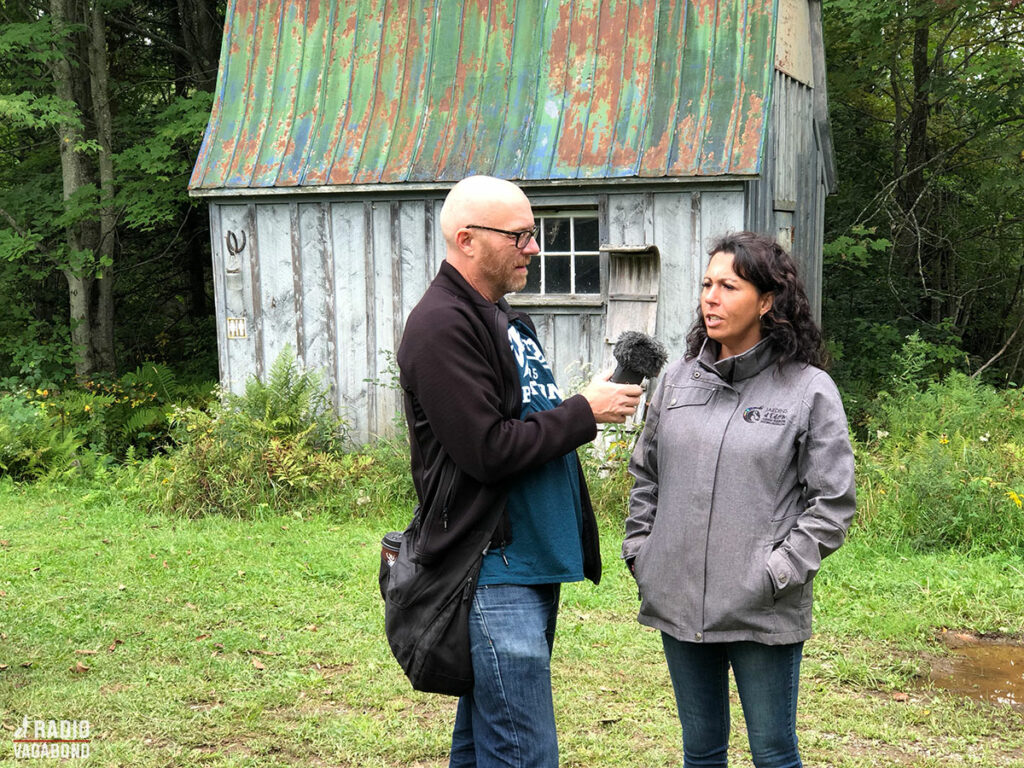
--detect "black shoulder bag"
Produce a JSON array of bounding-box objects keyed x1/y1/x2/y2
[{"x1": 379, "y1": 507, "x2": 483, "y2": 696}]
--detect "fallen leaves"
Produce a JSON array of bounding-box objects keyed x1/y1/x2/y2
[{"x1": 70, "y1": 661, "x2": 90, "y2": 674}]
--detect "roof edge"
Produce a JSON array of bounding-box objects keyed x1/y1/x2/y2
[{"x1": 188, "y1": 174, "x2": 759, "y2": 199}]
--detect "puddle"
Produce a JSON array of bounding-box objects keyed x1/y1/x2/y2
[{"x1": 929, "y1": 632, "x2": 1024, "y2": 711}]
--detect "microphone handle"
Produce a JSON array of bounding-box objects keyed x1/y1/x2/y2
[{"x1": 610, "y1": 363, "x2": 645, "y2": 385}]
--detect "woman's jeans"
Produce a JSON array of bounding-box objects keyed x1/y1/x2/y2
[
  {"x1": 662, "y1": 634, "x2": 804, "y2": 768},
  {"x1": 449, "y1": 584, "x2": 561, "y2": 768}
]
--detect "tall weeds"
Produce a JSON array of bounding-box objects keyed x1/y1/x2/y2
[{"x1": 855, "y1": 369, "x2": 1024, "y2": 553}]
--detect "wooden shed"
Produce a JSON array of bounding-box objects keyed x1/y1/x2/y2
[{"x1": 189, "y1": 0, "x2": 835, "y2": 443}]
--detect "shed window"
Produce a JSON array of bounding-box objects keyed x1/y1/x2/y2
[{"x1": 518, "y1": 212, "x2": 600, "y2": 296}]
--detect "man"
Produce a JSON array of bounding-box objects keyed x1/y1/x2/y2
[{"x1": 397, "y1": 175, "x2": 643, "y2": 768}]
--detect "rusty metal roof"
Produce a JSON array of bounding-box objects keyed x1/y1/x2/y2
[{"x1": 189, "y1": 0, "x2": 778, "y2": 192}]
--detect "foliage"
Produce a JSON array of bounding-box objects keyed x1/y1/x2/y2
[
  {"x1": 579, "y1": 422, "x2": 641, "y2": 523},
  {"x1": 854, "y1": 370, "x2": 1024, "y2": 554},
  {"x1": 23, "y1": 363, "x2": 214, "y2": 460},
  {"x1": 144, "y1": 348, "x2": 360, "y2": 517},
  {"x1": 837, "y1": 326, "x2": 968, "y2": 428},
  {"x1": 0, "y1": 394, "x2": 85, "y2": 480},
  {"x1": 822, "y1": 0, "x2": 1024, "y2": 390},
  {"x1": 0, "y1": 1, "x2": 223, "y2": 382}
]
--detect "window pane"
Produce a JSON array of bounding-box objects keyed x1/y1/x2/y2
[
  {"x1": 576, "y1": 254, "x2": 600, "y2": 293},
  {"x1": 574, "y1": 217, "x2": 600, "y2": 251},
  {"x1": 544, "y1": 218, "x2": 571, "y2": 251},
  {"x1": 546, "y1": 255, "x2": 570, "y2": 293},
  {"x1": 521, "y1": 260, "x2": 541, "y2": 293}
]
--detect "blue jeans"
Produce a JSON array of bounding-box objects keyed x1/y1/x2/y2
[
  {"x1": 661, "y1": 634, "x2": 804, "y2": 768},
  {"x1": 449, "y1": 584, "x2": 561, "y2": 768}
]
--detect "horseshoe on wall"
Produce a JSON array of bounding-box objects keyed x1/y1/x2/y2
[{"x1": 226, "y1": 230, "x2": 247, "y2": 257}]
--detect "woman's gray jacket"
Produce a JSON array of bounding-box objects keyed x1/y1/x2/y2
[{"x1": 622, "y1": 340, "x2": 856, "y2": 645}]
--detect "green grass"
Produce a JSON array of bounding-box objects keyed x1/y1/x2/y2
[{"x1": 1, "y1": 479, "x2": 1022, "y2": 767}]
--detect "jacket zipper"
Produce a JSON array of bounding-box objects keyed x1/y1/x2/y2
[{"x1": 440, "y1": 461, "x2": 458, "y2": 530}]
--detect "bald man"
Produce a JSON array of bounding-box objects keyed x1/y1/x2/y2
[{"x1": 396, "y1": 176, "x2": 642, "y2": 767}]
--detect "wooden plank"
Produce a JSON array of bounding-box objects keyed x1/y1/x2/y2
[
  {"x1": 290, "y1": 203, "x2": 305, "y2": 360},
  {"x1": 606, "y1": 193, "x2": 650, "y2": 245},
  {"x1": 255, "y1": 202, "x2": 298, "y2": 380},
  {"x1": 651, "y1": 191, "x2": 695, "y2": 358},
  {"x1": 776, "y1": 0, "x2": 814, "y2": 86},
  {"x1": 365, "y1": 201, "x2": 396, "y2": 436},
  {"x1": 699, "y1": 190, "x2": 745, "y2": 250},
  {"x1": 330, "y1": 200, "x2": 370, "y2": 442},
  {"x1": 208, "y1": 205, "x2": 228, "y2": 387},
  {"x1": 297, "y1": 202, "x2": 333, "y2": 392},
  {"x1": 246, "y1": 203, "x2": 264, "y2": 379},
  {"x1": 218, "y1": 205, "x2": 255, "y2": 394}
]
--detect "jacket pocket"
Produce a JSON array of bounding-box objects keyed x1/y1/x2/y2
[
  {"x1": 664, "y1": 383, "x2": 715, "y2": 410},
  {"x1": 412, "y1": 461, "x2": 460, "y2": 564}
]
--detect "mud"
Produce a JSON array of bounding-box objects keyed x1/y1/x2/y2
[{"x1": 929, "y1": 632, "x2": 1024, "y2": 711}]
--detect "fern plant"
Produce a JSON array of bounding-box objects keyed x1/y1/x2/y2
[
  {"x1": 148, "y1": 347, "x2": 349, "y2": 517},
  {"x1": 0, "y1": 395, "x2": 85, "y2": 481},
  {"x1": 226, "y1": 346, "x2": 343, "y2": 451}
]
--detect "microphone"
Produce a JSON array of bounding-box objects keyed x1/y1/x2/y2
[{"x1": 610, "y1": 331, "x2": 668, "y2": 384}]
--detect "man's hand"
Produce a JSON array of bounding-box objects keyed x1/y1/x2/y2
[{"x1": 581, "y1": 371, "x2": 643, "y2": 424}]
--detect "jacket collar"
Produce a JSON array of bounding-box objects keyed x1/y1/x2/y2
[
  {"x1": 436, "y1": 260, "x2": 518, "y2": 318},
  {"x1": 697, "y1": 338, "x2": 777, "y2": 384}
]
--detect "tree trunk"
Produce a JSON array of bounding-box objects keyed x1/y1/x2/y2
[
  {"x1": 177, "y1": 0, "x2": 223, "y2": 93},
  {"x1": 50, "y1": 0, "x2": 116, "y2": 377},
  {"x1": 88, "y1": 3, "x2": 117, "y2": 372}
]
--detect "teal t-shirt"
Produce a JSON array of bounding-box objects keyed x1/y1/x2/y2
[{"x1": 478, "y1": 319, "x2": 585, "y2": 585}]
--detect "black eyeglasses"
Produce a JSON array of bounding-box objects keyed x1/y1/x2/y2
[{"x1": 465, "y1": 224, "x2": 538, "y2": 250}]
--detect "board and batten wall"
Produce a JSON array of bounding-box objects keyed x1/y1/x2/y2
[{"x1": 207, "y1": 185, "x2": 744, "y2": 443}]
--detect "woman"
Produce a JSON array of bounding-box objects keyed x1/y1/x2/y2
[{"x1": 622, "y1": 232, "x2": 856, "y2": 768}]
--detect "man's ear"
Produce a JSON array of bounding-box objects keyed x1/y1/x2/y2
[{"x1": 454, "y1": 227, "x2": 475, "y2": 256}]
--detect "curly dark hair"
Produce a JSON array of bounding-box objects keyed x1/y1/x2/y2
[{"x1": 685, "y1": 232, "x2": 827, "y2": 368}]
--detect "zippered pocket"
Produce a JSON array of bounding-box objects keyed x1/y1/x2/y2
[{"x1": 412, "y1": 460, "x2": 460, "y2": 564}]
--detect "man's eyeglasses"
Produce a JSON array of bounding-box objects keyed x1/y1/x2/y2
[{"x1": 465, "y1": 224, "x2": 538, "y2": 250}]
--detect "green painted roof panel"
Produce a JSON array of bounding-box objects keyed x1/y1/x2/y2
[{"x1": 190, "y1": 0, "x2": 778, "y2": 191}]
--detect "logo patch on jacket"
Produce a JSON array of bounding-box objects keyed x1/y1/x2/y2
[{"x1": 743, "y1": 406, "x2": 788, "y2": 426}]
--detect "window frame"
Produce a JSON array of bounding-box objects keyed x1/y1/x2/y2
[{"x1": 510, "y1": 209, "x2": 603, "y2": 304}]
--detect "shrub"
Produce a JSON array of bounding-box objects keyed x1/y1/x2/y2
[
  {"x1": 144, "y1": 348, "x2": 354, "y2": 517},
  {"x1": 580, "y1": 423, "x2": 641, "y2": 522},
  {"x1": 27, "y1": 364, "x2": 214, "y2": 460},
  {"x1": 854, "y1": 371, "x2": 1024, "y2": 553},
  {"x1": 0, "y1": 394, "x2": 85, "y2": 481}
]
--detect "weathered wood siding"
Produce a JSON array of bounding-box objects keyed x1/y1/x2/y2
[
  {"x1": 211, "y1": 197, "x2": 445, "y2": 442},
  {"x1": 745, "y1": 69, "x2": 827, "y2": 322},
  {"x1": 209, "y1": 186, "x2": 745, "y2": 443}
]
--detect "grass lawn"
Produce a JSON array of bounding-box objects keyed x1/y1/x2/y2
[{"x1": 1, "y1": 479, "x2": 1022, "y2": 767}]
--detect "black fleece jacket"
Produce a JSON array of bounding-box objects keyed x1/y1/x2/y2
[{"x1": 396, "y1": 260, "x2": 602, "y2": 584}]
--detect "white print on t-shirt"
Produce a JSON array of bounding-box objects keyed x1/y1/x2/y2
[{"x1": 508, "y1": 324, "x2": 562, "y2": 405}]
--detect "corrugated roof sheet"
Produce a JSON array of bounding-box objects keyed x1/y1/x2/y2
[{"x1": 189, "y1": 0, "x2": 778, "y2": 191}]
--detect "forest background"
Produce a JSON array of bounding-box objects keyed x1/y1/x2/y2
[{"x1": 0, "y1": 1, "x2": 1022, "y2": 402}]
